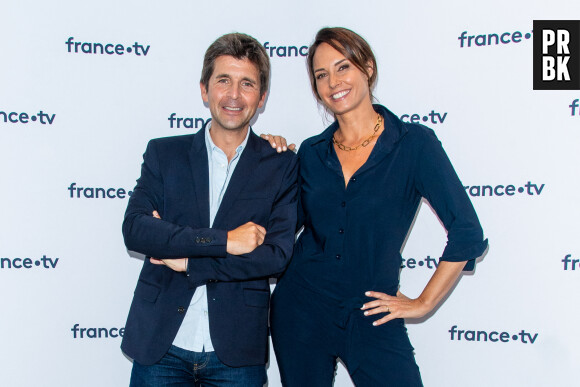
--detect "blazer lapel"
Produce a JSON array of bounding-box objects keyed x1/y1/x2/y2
[
  {"x1": 212, "y1": 131, "x2": 261, "y2": 228},
  {"x1": 188, "y1": 130, "x2": 210, "y2": 228}
]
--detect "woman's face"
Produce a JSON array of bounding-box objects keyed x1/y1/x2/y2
[{"x1": 312, "y1": 42, "x2": 372, "y2": 116}]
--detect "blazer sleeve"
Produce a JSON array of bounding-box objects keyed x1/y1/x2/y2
[
  {"x1": 185, "y1": 154, "x2": 298, "y2": 286},
  {"x1": 414, "y1": 129, "x2": 488, "y2": 271},
  {"x1": 122, "y1": 140, "x2": 228, "y2": 259}
]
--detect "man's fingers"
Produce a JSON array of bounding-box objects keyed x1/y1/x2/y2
[
  {"x1": 256, "y1": 224, "x2": 266, "y2": 235},
  {"x1": 152, "y1": 211, "x2": 161, "y2": 219},
  {"x1": 150, "y1": 258, "x2": 165, "y2": 265}
]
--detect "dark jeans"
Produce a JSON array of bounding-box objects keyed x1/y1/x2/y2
[{"x1": 130, "y1": 346, "x2": 267, "y2": 387}]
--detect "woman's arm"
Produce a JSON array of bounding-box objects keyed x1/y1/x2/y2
[
  {"x1": 363, "y1": 127, "x2": 487, "y2": 326},
  {"x1": 361, "y1": 260, "x2": 464, "y2": 326}
]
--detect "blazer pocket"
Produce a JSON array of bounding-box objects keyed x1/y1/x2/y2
[
  {"x1": 134, "y1": 280, "x2": 161, "y2": 303},
  {"x1": 243, "y1": 288, "x2": 270, "y2": 308}
]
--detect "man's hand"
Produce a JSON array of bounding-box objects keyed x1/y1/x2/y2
[
  {"x1": 149, "y1": 210, "x2": 188, "y2": 272},
  {"x1": 226, "y1": 222, "x2": 266, "y2": 255},
  {"x1": 150, "y1": 257, "x2": 188, "y2": 272}
]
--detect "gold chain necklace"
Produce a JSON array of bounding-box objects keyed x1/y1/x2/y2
[{"x1": 333, "y1": 114, "x2": 382, "y2": 152}]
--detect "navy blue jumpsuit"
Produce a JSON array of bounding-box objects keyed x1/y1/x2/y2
[{"x1": 270, "y1": 104, "x2": 488, "y2": 386}]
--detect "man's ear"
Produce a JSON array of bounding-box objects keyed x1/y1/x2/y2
[
  {"x1": 200, "y1": 82, "x2": 209, "y2": 103},
  {"x1": 258, "y1": 92, "x2": 267, "y2": 109}
]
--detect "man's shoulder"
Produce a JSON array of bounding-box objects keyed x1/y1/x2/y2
[
  {"x1": 148, "y1": 133, "x2": 197, "y2": 147},
  {"x1": 251, "y1": 132, "x2": 298, "y2": 163},
  {"x1": 146, "y1": 133, "x2": 199, "y2": 155}
]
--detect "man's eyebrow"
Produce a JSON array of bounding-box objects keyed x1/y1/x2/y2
[{"x1": 241, "y1": 77, "x2": 257, "y2": 84}]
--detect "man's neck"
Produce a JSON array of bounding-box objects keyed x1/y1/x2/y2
[{"x1": 209, "y1": 125, "x2": 249, "y2": 161}]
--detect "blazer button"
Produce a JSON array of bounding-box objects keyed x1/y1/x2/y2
[
  {"x1": 195, "y1": 237, "x2": 201, "y2": 243},
  {"x1": 177, "y1": 306, "x2": 185, "y2": 313}
]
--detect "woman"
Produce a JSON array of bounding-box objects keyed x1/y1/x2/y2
[{"x1": 267, "y1": 27, "x2": 488, "y2": 386}]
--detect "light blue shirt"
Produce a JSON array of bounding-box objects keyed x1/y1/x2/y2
[{"x1": 173, "y1": 123, "x2": 249, "y2": 352}]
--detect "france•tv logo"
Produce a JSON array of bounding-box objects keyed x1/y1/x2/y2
[{"x1": 533, "y1": 20, "x2": 580, "y2": 90}]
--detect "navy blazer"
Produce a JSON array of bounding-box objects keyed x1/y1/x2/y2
[{"x1": 121, "y1": 128, "x2": 298, "y2": 367}]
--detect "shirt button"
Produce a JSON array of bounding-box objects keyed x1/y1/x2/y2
[
  {"x1": 341, "y1": 201, "x2": 346, "y2": 207},
  {"x1": 336, "y1": 254, "x2": 341, "y2": 260},
  {"x1": 350, "y1": 177, "x2": 356, "y2": 182},
  {"x1": 177, "y1": 306, "x2": 185, "y2": 313},
  {"x1": 338, "y1": 228, "x2": 344, "y2": 234}
]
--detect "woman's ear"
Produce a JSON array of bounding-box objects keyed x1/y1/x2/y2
[{"x1": 366, "y1": 61, "x2": 374, "y2": 81}]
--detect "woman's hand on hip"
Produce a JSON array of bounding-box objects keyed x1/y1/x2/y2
[{"x1": 361, "y1": 290, "x2": 432, "y2": 326}]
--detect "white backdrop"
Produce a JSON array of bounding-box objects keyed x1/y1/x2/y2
[{"x1": 1, "y1": 1, "x2": 579, "y2": 386}]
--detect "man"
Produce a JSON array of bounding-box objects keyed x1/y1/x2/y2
[{"x1": 121, "y1": 33, "x2": 298, "y2": 386}]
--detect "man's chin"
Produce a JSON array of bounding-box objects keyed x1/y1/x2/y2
[{"x1": 212, "y1": 119, "x2": 252, "y2": 132}]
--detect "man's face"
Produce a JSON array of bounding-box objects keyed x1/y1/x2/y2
[{"x1": 201, "y1": 55, "x2": 266, "y2": 133}]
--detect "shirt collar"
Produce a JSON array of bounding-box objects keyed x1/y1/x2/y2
[
  {"x1": 309, "y1": 104, "x2": 408, "y2": 155},
  {"x1": 204, "y1": 121, "x2": 250, "y2": 157}
]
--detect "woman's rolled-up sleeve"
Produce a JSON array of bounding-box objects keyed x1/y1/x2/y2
[{"x1": 414, "y1": 127, "x2": 488, "y2": 271}]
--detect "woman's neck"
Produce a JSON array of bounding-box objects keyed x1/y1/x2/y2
[{"x1": 334, "y1": 102, "x2": 381, "y2": 144}]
